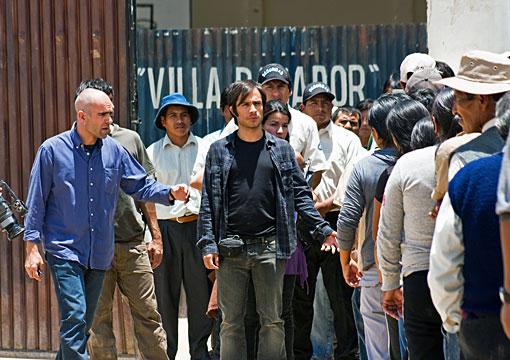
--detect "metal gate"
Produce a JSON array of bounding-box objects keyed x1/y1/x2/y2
[{"x1": 136, "y1": 24, "x2": 427, "y2": 145}]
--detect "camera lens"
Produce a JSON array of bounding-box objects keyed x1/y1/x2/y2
[
  {"x1": 5, "y1": 222, "x2": 24, "y2": 241},
  {"x1": 0, "y1": 198, "x2": 25, "y2": 241}
]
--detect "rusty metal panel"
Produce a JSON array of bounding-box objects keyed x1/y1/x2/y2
[
  {"x1": 136, "y1": 24, "x2": 428, "y2": 145},
  {"x1": 0, "y1": 0, "x2": 136, "y2": 354}
]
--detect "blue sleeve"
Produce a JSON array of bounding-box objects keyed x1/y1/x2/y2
[
  {"x1": 118, "y1": 146, "x2": 172, "y2": 206},
  {"x1": 23, "y1": 145, "x2": 54, "y2": 243}
]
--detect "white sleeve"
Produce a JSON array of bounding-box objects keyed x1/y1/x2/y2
[
  {"x1": 289, "y1": 117, "x2": 328, "y2": 173},
  {"x1": 497, "y1": 142, "x2": 510, "y2": 216},
  {"x1": 448, "y1": 153, "x2": 465, "y2": 181},
  {"x1": 427, "y1": 193, "x2": 464, "y2": 334}
]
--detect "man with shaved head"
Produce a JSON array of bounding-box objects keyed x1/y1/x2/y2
[{"x1": 23, "y1": 86, "x2": 189, "y2": 360}]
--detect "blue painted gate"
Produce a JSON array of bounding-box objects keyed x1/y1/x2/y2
[{"x1": 136, "y1": 24, "x2": 427, "y2": 144}]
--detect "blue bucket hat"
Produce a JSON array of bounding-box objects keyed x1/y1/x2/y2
[{"x1": 154, "y1": 93, "x2": 199, "y2": 130}]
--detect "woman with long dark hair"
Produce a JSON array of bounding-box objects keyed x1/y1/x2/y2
[{"x1": 377, "y1": 99, "x2": 444, "y2": 360}]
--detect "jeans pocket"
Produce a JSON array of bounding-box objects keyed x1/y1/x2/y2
[{"x1": 264, "y1": 239, "x2": 277, "y2": 254}]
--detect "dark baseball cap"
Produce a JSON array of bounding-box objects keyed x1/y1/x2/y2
[
  {"x1": 302, "y1": 82, "x2": 335, "y2": 103},
  {"x1": 258, "y1": 63, "x2": 292, "y2": 86}
]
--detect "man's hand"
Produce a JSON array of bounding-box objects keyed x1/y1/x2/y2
[
  {"x1": 25, "y1": 242, "x2": 45, "y2": 281},
  {"x1": 147, "y1": 236, "x2": 163, "y2": 269},
  {"x1": 203, "y1": 253, "x2": 219, "y2": 270},
  {"x1": 382, "y1": 287, "x2": 404, "y2": 320},
  {"x1": 170, "y1": 184, "x2": 189, "y2": 202},
  {"x1": 321, "y1": 231, "x2": 340, "y2": 254},
  {"x1": 342, "y1": 259, "x2": 362, "y2": 287}
]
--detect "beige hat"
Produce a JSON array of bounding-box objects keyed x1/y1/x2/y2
[
  {"x1": 437, "y1": 50, "x2": 510, "y2": 95},
  {"x1": 400, "y1": 53, "x2": 436, "y2": 83},
  {"x1": 405, "y1": 68, "x2": 443, "y2": 93}
]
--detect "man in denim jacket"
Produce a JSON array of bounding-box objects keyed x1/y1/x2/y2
[{"x1": 197, "y1": 80, "x2": 337, "y2": 360}]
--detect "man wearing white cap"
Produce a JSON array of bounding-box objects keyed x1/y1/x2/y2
[
  {"x1": 258, "y1": 63, "x2": 328, "y2": 188},
  {"x1": 399, "y1": 52, "x2": 436, "y2": 91}
]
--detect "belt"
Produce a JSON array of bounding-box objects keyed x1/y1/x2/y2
[
  {"x1": 242, "y1": 234, "x2": 276, "y2": 245},
  {"x1": 168, "y1": 214, "x2": 198, "y2": 223}
]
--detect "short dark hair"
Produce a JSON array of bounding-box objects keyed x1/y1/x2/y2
[
  {"x1": 263, "y1": 100, "x2": 292, "y2": 125},
  {"x1": 435, "y1": 61, "x2": 455, "y2": 78},
  {"x1": 220, "y1": 83, "x2": 236, "y2": 111},
  {"x1": 386, "y1": 99, "x2": 430, "y2": 156},
  {"x1": 356, "y1": 99, "x2": 374, "y2": 112},
  {"x1": 367, "y1": 94, "x2": 402, "y2": 147},
  {"x1": 332, "y1": 107, "x2": 361, "y2": 123},
  {"x1": 75, "y1": 78, "x2": 114, "y2": 99},
  {"x1": 383, "y1": 73, "x2": 402, "y2": 93},
  {"x1": 229, "y1": 80, "x2": 266, "y2": 122},
  {"x1": 410, "y1": 117, "x2": 439, "y2": 150},
  {"x1": 431, "y1": 87, "x2": 461, "y2": 141},
  {"x1": 409, "y1": 87, "x2": 437, "y2": 113}
]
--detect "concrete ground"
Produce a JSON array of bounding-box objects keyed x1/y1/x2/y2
[{"x1": 0, "y1": 318, "x2": 199, "y2": 359}]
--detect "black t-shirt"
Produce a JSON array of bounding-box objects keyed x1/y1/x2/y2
[
  {"x1": 375, "y1": 165, "x2": 394, "y2": 203},
  {"x1": 227, "y1": 134, "x2": 277, "y2": 237}
]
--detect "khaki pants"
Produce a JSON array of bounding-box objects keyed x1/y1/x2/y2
[{"x1": 88, "y1": 242, "x2": 168, "y2": 360}]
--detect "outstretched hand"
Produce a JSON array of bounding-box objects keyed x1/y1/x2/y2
[
  {"x1": 171, "y1": 184, "x2": 189, "y2": 202},
  {"x1": 321, "y1": 231, "x2": 340, "y2": 254}
]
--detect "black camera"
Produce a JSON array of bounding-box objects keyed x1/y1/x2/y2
[{"x1": 0, "y1": 180, "x2": 28, "y2": 241}]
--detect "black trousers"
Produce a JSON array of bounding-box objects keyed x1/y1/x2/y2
[
  {"x1": 154, "y1": 220, "x2": 213, "y2": 360},
  {"x1": 460, "y1": 312, "x2": 510, "y2": 360},
  {"x1": 292, "y1": 212, "x2": 358, "y2": 360},
  {"x1": 403, "y1": 271, "x2": 444, "y2": 360}
]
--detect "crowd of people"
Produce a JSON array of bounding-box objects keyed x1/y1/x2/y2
[{"x1": 18, "y1": 49, "x2": 510, "y2": 360}]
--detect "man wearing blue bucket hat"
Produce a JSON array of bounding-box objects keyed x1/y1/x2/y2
[{"x1": 147, "y1": 93, "x2": 212, "y2": 359}]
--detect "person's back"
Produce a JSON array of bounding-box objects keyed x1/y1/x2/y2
[
  {"x1": 451, "y1": 125, "x2": 504, "y2": 165},
  {"x1": 433, "y1": 152, "x2": 510, "y2": 358}
]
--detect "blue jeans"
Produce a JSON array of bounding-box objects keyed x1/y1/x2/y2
[
  {"x1": 442, "y1": 328, "x2": 461, "y2": 360},
  {"x1": 217, "y1": 237, "x2": 286, "y2": 360},
  {"x1": 310, "y1": 270, "x2": 334, "y2": 360},
  {"x1": 352, "y1": 287, "x2": 368, "y2": 360},
  {"x1": 46, "y1": 253, "x2": 105, "y2": 360}
]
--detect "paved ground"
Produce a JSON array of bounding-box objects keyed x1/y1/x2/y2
[{"x1": 0, "y1": 318, "x2": 198, "y2": 359}]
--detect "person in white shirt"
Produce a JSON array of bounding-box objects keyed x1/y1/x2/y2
[
  {"x1": 257, "y1": 63, "x2": 328, "y2": 189},
  {"x1": 147, "y1": 93, "x2": 211, "y2": 360},
  {"x1": 293, "y1": 82, "x2": 363, "y2": 360}
]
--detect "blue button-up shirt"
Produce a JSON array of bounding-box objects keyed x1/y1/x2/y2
[
  {"x1": 197, "y1": 131, "x2": 333, "y2": 259},
  {"x1": 24, "y1": 127, "x2": 172, "y2": 270}
]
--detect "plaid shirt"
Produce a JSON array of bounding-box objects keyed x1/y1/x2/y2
[{"x1": 197, "y1": 131, "x2": 333, "y2": 259}]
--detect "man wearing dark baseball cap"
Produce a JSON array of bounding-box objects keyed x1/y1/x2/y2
[
  {"x1": 258, "y1": 64, "x2": 328, "y2": 189},
  {"x1": 148, "y1": 93, "x2": 212, "y2": 359},
  {"x1": 294, "y1": 82, "x2": 363, "y2": 360}
]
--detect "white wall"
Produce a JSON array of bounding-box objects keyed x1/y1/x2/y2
[
  {"x1": 137, "y1": 0, "x2": 190, "y2": 29},
  {"x1": 427, "y1": 0, "x2": 510, "y2": 71}
]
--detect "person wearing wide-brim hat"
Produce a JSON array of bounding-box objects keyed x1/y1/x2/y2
[
  {"x1": 147, "y1": 92, "x2": 212, "y2": 359},
  {"x1": 428, "y1": 50, "x2": 510, "y2": 360},
  {"x1": 154, "y1": 93, "x2": 200, "y2": 130},
  {"x1": 436, "y1": 50, "x2": 510, "y2": 175}
]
